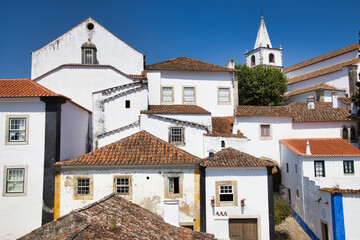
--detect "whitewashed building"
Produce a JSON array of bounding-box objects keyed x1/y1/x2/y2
[
  {"x1": 280, "y1": 138, "x2": 360, "y2": 240},
  {"x1": 55, "y1": 130, "x2": 203, "y2": 231},
  {"x1": 201, "y1": 148, "x2": 274, "y2": 240},
  {"x1": 283, "y1": 43, "x2": 360, "y2": 104},
  {"x1": 0, "y1": 79, "x2": 89, "y2": 239}
]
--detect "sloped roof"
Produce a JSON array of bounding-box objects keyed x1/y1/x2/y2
[
  {"x1": 201, "y1": 147, "x2": 273, "y2": 168},
  {"x1": 280, "y1": 138, "x2": 360, "y2": 157},
  {"x1": 0, "y1": 78, "x2": 61, "y2": 98},
  {"x1": 283, "y1": 43, "x2": 359, "y2": 73},
  {"x1": 19, "y1": 194, "x2": 215, "y2": 240},
  {"x1": 146, "y1": 57, "x2": 239, "y2": 72},
  {"x1": 236, "y1": 105, "x2": 291, "y2": 117},
  {"x1": 338, "y1": 97, "x2": 352, "y2": 105},
  {"x1": 284, "y1": 83, "x2": 345, "y2": 97},
  {"x1": 320, "y1": 188, "x2": 360, "y2": 194},
  {"x1": 287, "y1": 58, "x2": 360, "y2": 85},
  {"x1": 235, "y1": 103, "x2": 354, "y2": 122},
  {"x1": 204, "y1": 117, "x2": 246, "y2": 138},
  {"x1": 57, "y1": 131, "x2": 201, "y2": 167},
  {"x1": 141, "y1": 105, "x2": 211, "y2": 114}
]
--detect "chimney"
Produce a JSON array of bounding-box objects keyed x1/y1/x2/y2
[
  {"x1": 306, "y1": 95, "x2": 315, "y2": 110},
  {"x1": 226, "y1": 59, "x2": 235, "y2": 69},
  {"x1": 332, "y1": 92, "x2": 338, "y2": 108},
  {"x1": 306, "y1": 140, "x2": 311, "y2": 155}
]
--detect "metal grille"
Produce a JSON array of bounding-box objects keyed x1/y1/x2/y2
[
  {"x1": 314, "y1": 161, "x2": 325, "y2": 177},
  {"x1": 183, "y1": 87, "x2": 195, "y2": 102},
  {"x1": 219, "y1": 88, "x2": 230, "y2": 102},
  {"x1": 170, "y1": 127, "x2": 183, "y2": 143},
  {"x1": 162, "y1": 87, "x2": 173, "y2": 102},
  {"x1": 344, "y1": 161, "x2": 354, "y2": 173},
  {"x1": 84, "y1": 49, "x2": 93, "y2": 64}
]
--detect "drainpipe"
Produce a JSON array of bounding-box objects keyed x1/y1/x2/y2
[{"x1": 200, "y1": 166, "x2": 206, "y2": 232}]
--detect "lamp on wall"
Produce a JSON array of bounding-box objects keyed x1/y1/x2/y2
[
  {"x1": 241, "y1": 198, "x2": 246, "y2": 207},
  {"x1": 211, "y1": 196, "x2": 215, "y2": 207}
]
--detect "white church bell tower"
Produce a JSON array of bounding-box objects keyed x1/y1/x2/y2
[{"x1": 245, "y1": 15, "x2": 283, "y2": 68}]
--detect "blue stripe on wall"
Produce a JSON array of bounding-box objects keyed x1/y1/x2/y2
[
  {"x1": 331, "y1": 193, "x2": 345, "y2": 240},
  {"x1": 292, "y1": 210, "x2": 320, "y2": 240}
]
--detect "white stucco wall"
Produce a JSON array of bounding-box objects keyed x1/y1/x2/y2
[
  {"x1": 59, "y1": 166, "x2": 200, "y2": 228},
  {"x1": 205, "y1": 167, "x2": 270, "y2": 240},
  {"x1": 0, "y1": 98, "x2": 46, "y2": 239},
  {"x1": 246, "y1": 47, "x2": 282, "y2": 68},
  {"x1": 245, "y1": 49, "x2": 261, "y2": 67},
  {"x1": 284, "y1": 90, "x2": 346, "y2": 105},
  {"x1": 35, "y1": 66, "x2": 135, "y2": 110},
  {"x1": 343, "y1": 194, "x2": 360, "y2": 240},
  {"x1": 147, "y1": 70, "x2": 235, "y2": 117},
  {"x1": 285, "y1": 50, "x2": 358, "y2": 79},
  {"x1": 60, "y1": 101, "x2": 90, "y2": 161},
  {"x1": 140, "y1": 114, "x2": 207, "y2": 158},
  {"x1": 31, "y1": 18, "x2": 144, "y2": 79}
]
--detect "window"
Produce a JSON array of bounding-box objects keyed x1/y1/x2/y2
[
  {"x1": 342, "y1": 127, "x2": 349, "y2": 140},
  {"x1": 81, "y1": 41, "x2": 97, "y2": 64},
  {"x1": 288, "y1": 188, "x2": 291, "y2": 204},
  {"x1": 219, "y1": 185, "x2": 234, "y2": 202},
  {"x1": 296, "y1": 189, "x2": 300, "y2": 198},
  {"x1": 215, "y1": 181, "x2": 238, "y2": 207},
  {"x1": 343, "y1": 161, "x2": 354, "y2": 174},
  {"x1": 286, "y1": 163, "x2": 289, "y2": 173},
  {"x1": 350, "y1": 127, "x2": 357, "y2": 142},
  {"x1": 221, "y1": 140, "x2": 225, "y2": 148},
  {"x1": 169, "y1": 126, "x2": 184, "y2": 145},
  {"x1": 218, "y1": 87, "x2": 230, "y2": 104},
  {"x1": 161, "y1": 86, "x2": 173, "y2": 103},
  {"x1": 269, "y1": 53, "x2": 275, "y2": 63},
  {"x1": 125, "y1": 100, "x2": 130, "y2": 109},
  {"x1": 6, "y1": 115, "x2": 29, "y2": 144},
  {"x1": 183, "y1": 87, "x2": 195, "y2": 103},
  {"x1": 251, "y1": 55, "x2": 256, "y2": 66},
  {"x1": 295, "y1": 164, "x2": 298, "y2": 174},
  {"x1": 180, "y1": 224, "x2": 194, "y2": 230},
  {"x1": 261, "y1": 125, "x2": 270, "y2": 137},
  {"x1": 115, "y1": 177, "x2": 130, "y2": 194},
  {"x1": 3, "y1": 166, "x2": 27, "y2": 197},
  {"x1": 168, "y1": 177, "x2": 180, "y2": 194},
  {"x1": 164, "y1": 173, "x2": 183, "y2": 198},
  {"x1": 73, "y1": 176, "x2": 93, "y2": 200},
  {"x1": 314, "y1": 161, "x2": 325, "y2": 177},
  {"x1": 9, "y1": 118, "x2": 26, "y2": 142}
]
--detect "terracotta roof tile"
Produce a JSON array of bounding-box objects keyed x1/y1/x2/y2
[
  {"x1": 57, "y1": 130, "x2": 201, "y2": 167},
  {"x1": 283, "y1": 43, "x2": 359, "y2": 73},
  {"x1": 235, "y1": 105, "x2": 291, "y2": 117},
  {"x1": 235, "y1": 103, "x2": 355, "y2": 122},
  {"x1": 19, "y1": 194, "x2": 215, "y2": 239},
  {"x1": 146, "y1": 57, "x2": 240, "y2": 72},
  {"x1": 320, "y1": 188, "x2": 360, "y2": 194},
  {"x1": 338, "y1": 97, "x2": 352, "y2": 105},
  {"x1": 204, "y1": 117, "x2": 246, "y2": 138},
  {"x1": 201, "y1": 147, "x2": 273, "y2": 167},
  {"x1": 284, "y1": 83, "x2": 344, "y2": 97},
  {"x1": 0, "y1": 78, "x2": 60, "y2": 97},
  {"x1": 280, "y1": 138, "x2": 360, "y2": 157},
  {"x1": 141, "y1": 105, "x2": 211, "y2": 114},
  {"x1": 287, "y1": 58, "x2": 360, "y2": 85}
]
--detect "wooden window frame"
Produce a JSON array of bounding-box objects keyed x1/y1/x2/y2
[
  {"x1": 3, "y1": 165, "x2": 28, "y2": 197},
  {"x1": 113, "y1": 175, "x2": 132, "y2": 200},
  {"x1": 260, "y1": 124, "x2": 272, "y2": 140},
  {"x1": 314, "y1": 161, "x2": 325, "y2": 177},
  {"x1": 6, "y1": 115, "x2": 29, "y2": 145},
  {"x1": 164, "y1": 173, "x2": 183, "y2": 199},
  {"x1": 73, "y1": 175, "x2": 93, "y2": 200},
  {"x1": 169, "y1": 126, "x2": 185, "y2": 146},
  {"x1": 215, "y1": 181, "x2": 238, "y2": 207},
  {"x1": 343, "y1": 160, "x2": 354, "y2": 174}
]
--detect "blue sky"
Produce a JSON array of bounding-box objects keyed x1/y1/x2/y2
[{"x1": 0, "y1": 0, "x2": 359, "y2": 78}]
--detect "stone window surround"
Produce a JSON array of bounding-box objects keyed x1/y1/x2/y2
[
  {"x1": 217, "y1": 87, "x2": 231, "y2": 105},
  {"x1": 113, "y1": 175, "x2": 132, "y2": 200},
  {"x1": 2, "y1": 165, "x2": 28, "y2": 197},
  {"x1": 5, "y1": 115, "x2": 29, "y2": 145},
  {"x1": 215, "y1": 181, "x2": 238, "y2": 207},
  {"x1": 182, "y1": 86, "x2": 196, "y2": 104},
  {"x1": 259, "y1": 124, "x2": 272, "y2": 140},
  {"x1": 168, "y1": 125, "x2": 185, "y2": 146},
  {"x1": 161, "y1": 86, "x2": 174, "y2": 104},
  {"x1": 164, "y1": 172, "x2": 183, "y2": 199},
  {"x1": 73, "y1": 175, "x2": 93, "y2": 200}
]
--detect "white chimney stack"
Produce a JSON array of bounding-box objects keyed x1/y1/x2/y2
[
  {"x1": 306, "y1": 95, "x2": 315, "y2": 110},
  {"x1": 226, "y1": 59, "x2": 235, "y2": 69},
  {"x1": 306, "y1": 140, "x2": 311, "y2": 155},
  {"x1": 332, "y1": 92, "x2": 338, "y2": 108}
]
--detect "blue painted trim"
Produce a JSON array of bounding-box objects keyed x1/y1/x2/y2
[
  {"x1": 292, "y1": 210, "x2": 320, "y2": 240},
  {"x1": 331, "y1": 193, "x2": 346, "y2": 240}
]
